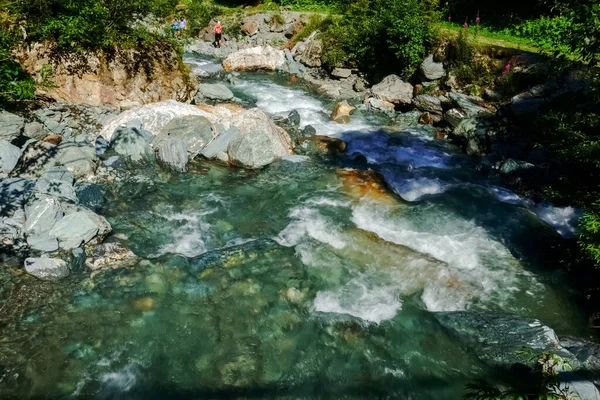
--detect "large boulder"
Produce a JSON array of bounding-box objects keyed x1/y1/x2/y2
[
  {"x1": 227, "y1": 108, "x2": 292, "y2": 168},
  {"x1": 371, "y1": 75, "x2": 414, "y2": 107},
  {"x1": 24, "y1": 257, "x2": 69, "y2": 281},
  {"x1": 156, "y1": 137, "x2": 188, "y2": 172},
  {"x1": 50, "y1": 142, "x2": 98, "y2": 179},
  {"x1": 364, "y1": 98, "x2": 395, "y2": 115},
  {"x1": 331, "y1": 101, "x2": 356, "y2": 124},
  {"x1": 154, "y1": 115, "x2": 216, "y2": 158},
  {"x1": 196, "y1": 83, "x2": 234, "y2": 102},
  {"x1": 23, "y1": 121, "x2": 48, "y2": 140},
  {"x1": 200, "y1": 127, "x2": 241, "y2": 162},
  {"x1": 48, "y1": 211, "x2": 109, "y2": 250},
  {"x1": 241, "y1": 21, "x2": 259, "y2": 37},
  {"x1": 435, "y1": 312, "x2": 576, "y2": 367},
  {"x1": 24, "y1": 196, "x2": 63, "y2": 252},
  {"x1": 0, "y1": 110, "x2": 24, "y2": 141},
  {"x1": 449, "y1": 92, "x2": 491, "y2": 117},
  {"x1": 0, "y1": 140, "x2": 22, "y2": 174},
  {"x1": 110, "y1": 127, "x2": 153, "y2": 162},
  {"x1": 420, "y1": 54, "x2": 445, "y2": 81},
  {"x1": 293, "y1": 35, "x2": 323, "y2": 68},
  {"x1": 99, "y1": 100, "x2": 221, "y2": 142},
  {"x1": 412, "y1": 95, "x2": 443, "y2": 121},
  {"x1": 223, "y1": 46, "x2": 286, "y2": 72}
]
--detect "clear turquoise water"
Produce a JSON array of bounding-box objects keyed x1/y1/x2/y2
[{"x1": 0, "y1": 72, "x2": 590, "y2": 399}]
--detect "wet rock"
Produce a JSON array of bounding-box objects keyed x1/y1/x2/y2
[
  {"x1": 413, "y1": 95, "x2": 443, "y2": 121},
  {"x1": 223, "y1": 46, "x2": 285, "y2": 72},
  {"x1": 24, "y1": 196, "x2": 63, "y2": 252},
  {"x1": 75, "y1": 182, "x2": 105, "y2": 212},
  {"x1": 0, "y1": 110, "x2": 24, "y2": 141},
  {"x1": 295, "y1": 135, "x2": 346, "y2": 157},
  {"x1": 282, "y1": 49, "x2": 306, "y2": 75},
  {"x1": 444, "y1": 108, "x2": 467, "y2": 128},
  {"x1": 0, "y1": 140, "x2": 22, "y2": 174},
  {"x1": 24, "y1": 257, "x2": 69, "y2": 281},
  {"x1": 196, "y1": 84, "x2": 234, "y2": 102},
  {"x1": 331, "y1": 101, "x2": 356, "y2": 124},
  {"x1": 200, "y1": 127, "x2": 241, "y2": 161},
  {"x1": 85, "y1": 242, "x2": 138, "y2": 277},
  {"x1": 365, "y1": 97, "x2": 395, "y2": 115},
  {"x1": 48, "y1": 211, "x2": 108, "y2": 250},
  {"x1": 302, "y1": 125, "x2": 317, "y2": 137},
  {"x1": 332, "y1": 68, "x2": 352, "y2": 79},
  {"x1": 420, "y1": 54, "x2": 445, "y2": 81},
  {"x1": 394, "y1": 111, "x2": 422, "y2": 127},
  {"x1": 156, "y1": 137, "x2": 188, "y2": 172},
  {"x1": 228, "y1": 128, "x2": 290, "y2": 169},
  {"x1": 498, "y1": 158, "x2": 534, "y2": 174},
  {"x1": 110, "y1": 127, "x2": 153, "y2": 162},
  {"x1": 0, "y1": 178, "x2": 35, "y2": 216},
  {"x1": 435, "y1": 312, "x2": 576, "y2": 367},
  {"x1": 241, "y1": 21, "x2": 259, "y2": 36},
  {"x1": 23, "y1": 121, "x2": 47, "y2": 140},
  {"x1": 286, "y1": 110, "x2": 301, "y2": 127},
  {"x1": 155, "y1": 115, "x2": 216, "y2": 159},
  {"x1": 371, "y1": 75, "x2": 414, "y2": 107}
]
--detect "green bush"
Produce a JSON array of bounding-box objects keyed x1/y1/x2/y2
[
  {"x1": 0, "y1": 13, "x2": 35, "y2": 105},
  {"x1": 320, "y1": 0, "x2": 436, "y2": 79}
]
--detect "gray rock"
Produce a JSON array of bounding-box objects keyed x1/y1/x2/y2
[
  {"x1": 24, "y1": 196, "x2": 63, "y2": 252},
  {"x1": 0, "y1": 110, "x2": 24, "y2": 141},
  {"x1": 71, "y1": 247, "x2": 86, "y2": 270},
  {"x1": 449, "y1": 92, "x2": 491, "y2": 117},
  {"x1": 44, "y1": 119, "x2": 66, "y2": 135},
  {"x1": 24, "y1": 258, "x2": 69, "y2": 281},
  {"x1": 200, "y1": 127, "x2": 241, "y2": 160},
  {"x1": 436, "y1": 312, "x2": 576, "y2": 367},
  {"x1": 35, "y1": 179, "x2": 77, "y2": 202},
  {"x1": 0, "y1": 178, "x2": 35, "y2": 217},
  {"x1": 95, "y1": 136, "x2": 109, "y2": 156},
  {"x1": 282, "y1": 49, "x2": 306, "y2": 75},
  {"x1": 0, "y1": 140, "x2": 22, "y2": 174},
  {"x1": 0, "y1": 209, "x2": 25, "y2": 249},
  {"x1": 156, "y1": 137, "x2": 189, "y2": 172},
  {"x1": 499, "y1": 158, "x2": 534, "y2": 174},
  {"x1": 444, "y1": 108, "x2": 467, "y2": 128},
  {"x1": 50, "y1": 142, "x2": 98, "y2": 178},
  {"x1": 110, "y1": 127, "x2": 153, "y2": 162},
  {"x1": 353, "y1": 79, "x2": 367, "y2": 93},
  {"x1": 332, "y1": 68, "x2": 352, "y2": 79},
  {"x1": 466, "y1": 138, "x2": 481, "y2": 156},
  {"x1": 558, "y1": 371, "x2": 600, "y2": 400},
  {"x1": 394, "y1": 111, "x2": 422, "y2": 127},
  {"x1": 413, "y1": 95, "x2": 443, "y2": 119},
  {"x1": 302, "y1": 125, "x2": 317, "y2": 137},
  {"x1": 294, "y1": 35, "x2": 322, "y2": 68},
  {"x1": 155, "y1": 115, "x2": 216, "y2": 158},
  {"x1": 420, "y1": 54, "x2": 445, "y2": 81},
  {"x1": 286, "y1": 110, "x2": 301, "y2": 127},
  {"x1": 183, "y1": 56, "x2": 225, "y2": 78},
  {"x1": 365, "y1": 98, "x2": 396, "y2": 115},
  {"x1": 103, "y1": 156, "x2": 121, "y2": 169},
  {"x1": 371, "y1": 75, "x2": 414, "y2": 106},
  {"x1": 48, "y1": 211, "x2": 102, "y2": 250},
  {"x1": 228, "y1": 129, "x2": 289, "y2": 169},
  {"x1": 282, "y1": 155, "x2": 309, "y2": 163},
  {"x1": 75, "y1": 183, "x2": 105, "y2": 212},
  {"x1": 39, "y1": 166, "x2": 74, "y2": 184},
  {"x1": 23, "y1": 121, "x2": 48, "y2": 140},
  {"x1": 196, "y1": 83, "x2": 234, "y2": 102},
  {"x1": 453, "y1": 118, "x2": 479, "y2": 138}
]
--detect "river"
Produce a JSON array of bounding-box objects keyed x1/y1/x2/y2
[{"x1": 0, "y1": 61, "x2": 591, "y2": 399}]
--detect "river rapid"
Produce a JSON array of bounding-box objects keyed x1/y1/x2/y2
[{"x1": 0, "y1": 61, "x2": 591, "y2": 399}]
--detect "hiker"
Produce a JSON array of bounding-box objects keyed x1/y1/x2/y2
[
  {"x1": 171, "y1": 18, "x2": 179, "y2": 37},
  {"x1": 179, "y1": 18, "x2": 187, "y2": 36},
  {"x1": 214, "y1": 20, "x2": 222, "y2": 48}
]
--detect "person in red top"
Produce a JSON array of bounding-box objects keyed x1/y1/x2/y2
[{"x1": 214, "y1": 20, "x2": 223, "y2": 48}]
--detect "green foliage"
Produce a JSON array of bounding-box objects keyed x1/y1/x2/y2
[
  {"x1": 270, "y1": 11, "x2": 285, "y2": 27},
  {"x1": 320, "y1": 0, "x2": 436, "y2": 79},
  {"x1": 581, "y1": 204, "x2": 600, "y2": 266},
  {"x1": 0, "y1": 14, "x2": 35, "y2": 105},
  {"x1": 445, "y1": 28, "x2": 498, "y2": 88},
  {"x1": 187, "y1": 1, "x2": 222, "y2": 35}
]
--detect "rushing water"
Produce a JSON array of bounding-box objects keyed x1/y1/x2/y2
[{"x1": 0, "y1": 64, "x2": 591, "y2": 399}]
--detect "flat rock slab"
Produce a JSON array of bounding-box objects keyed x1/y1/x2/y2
[
  {"x1": 24, "y1": 257, "x2": 69, "y2": 281},
  {"x1": 0, "y1": 140, "x2": 22, "y2": 174},
  {"x1": 197, "y1": 84, "x2": 234, "y2": 101},
  {"x1": 0, "y1": 110, "x2": 24, "y2": 141},
  {"x1": 49, "y1": 211, "x2": 100, "y2": 250}
]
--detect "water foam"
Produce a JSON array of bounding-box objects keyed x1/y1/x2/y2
[
  {"x1": 313, "y1": 278, "x2": 402, "y2": 324},
  {"x1": 393, "y1": 177, "x2": 448, "y2": 201},
  {"x1": 275, "y1": 207, "x2": 346, "y2": 249},
  {"x1": 152, "y1": 209, "x2": 215, "y2": 258},
  {"x1": 233, "y1": 79, "x2": 372, "y2": 136}
]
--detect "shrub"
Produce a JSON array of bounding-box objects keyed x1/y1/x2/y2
[
  {"x1": 0, "y1": 12, "x2": 35, "y2": 105},
  {"x1": 320, "y1": 0, "x2": 436, "y2": 79}
]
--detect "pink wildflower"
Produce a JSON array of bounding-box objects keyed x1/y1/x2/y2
[
  {"x1": 504, "y1": 63, "x2": 511, "y2": 74},
  {"x1": 476, "y1": 16, "x2": 480, "y2": 24},
  {"x1": 463, "y1": 21, "x2": 468, "y2": 28},
  {"x1": 448, "y1": 14, "x2": 452, "y2": 22}
]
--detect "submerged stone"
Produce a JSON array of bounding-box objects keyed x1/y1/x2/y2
[
  {"x1": 24, "y1": 257, "x2": 69, "y2": 281},
  {"x1": 156, "y1": 137, "x2": 189, "y2": 173}
]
